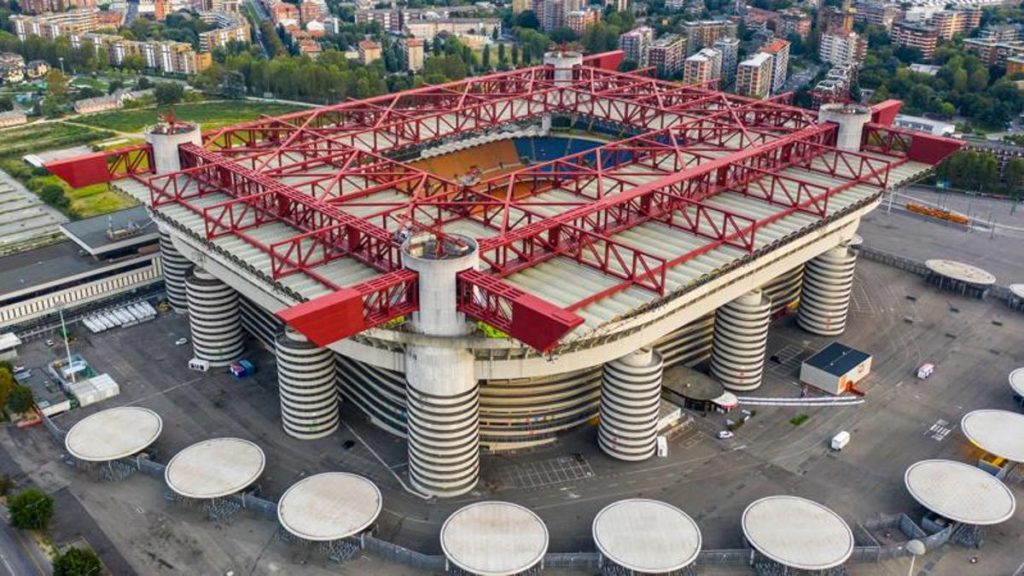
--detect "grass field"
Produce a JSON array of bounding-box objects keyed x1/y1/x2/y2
[
  {"x1": 73, "y1": 100, "x2": 306, "y2": 133},
  {"x1": 0, "y1": 123, "x2": 113, "y2": 160}
]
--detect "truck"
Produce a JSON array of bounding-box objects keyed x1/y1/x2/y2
[
  {"x1": 831, "y1": 431, "x2": 851, "y2": 451},
  {"x1": 188, "y1": 358, "x2": 210, "y2": 372},
  {"x1": 229, "y1": 359, "x2": 256, "y2": 378}
]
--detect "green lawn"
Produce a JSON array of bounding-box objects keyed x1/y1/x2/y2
[
  {"x1": 0, "y1": 123, "x2": 113, "y2": 159},
  {"x1": 73, "y1": 100, "x2": 306, "y2": 133}
]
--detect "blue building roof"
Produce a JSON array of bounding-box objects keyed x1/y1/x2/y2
[{"x1": 804, "y1": 343, "x2": 871, "y2": 377}]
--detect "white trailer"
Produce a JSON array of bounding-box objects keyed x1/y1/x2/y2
[{"x1": 831, "y1": 431, "x2": 851, "y2": 451}]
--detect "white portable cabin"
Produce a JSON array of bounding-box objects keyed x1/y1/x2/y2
[{"x1": 800, "y1": 343, "x2": 872, "y2": 395}]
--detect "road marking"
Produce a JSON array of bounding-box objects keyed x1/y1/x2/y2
[
  {"x1": 10, "y1": 527, "x2": 44, "y2": 575},
  {"x1": 0, "y1": 548, "x2": 16, "y2": 576}
]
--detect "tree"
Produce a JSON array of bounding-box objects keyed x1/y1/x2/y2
[
  {"x1": 106, "y1": 79, "x2": 124, "y2": 94},
  {"x1": 0, "y1": 367, "x2": 13, "y2": 415},
  {"x1": 154, "y1": 82, "x2": 184, "y2": 105},
  {"x1": 482, "y1": 44, "x2": 491, "y2": 69},
  {"x1": 39, "y1": 184, "x2": 69, "y2": 209},
  {"x1": 1005, "y1": 157, "x2": 1024, "y2": 193},
  {"x1": 0, "y1": 94, "x2": 12, "y2": 112},
  {"x1": 8, "y1": 488, "x2": 53, "y2": 530},
  {"x1": 514, "y1": 10, "x2": 540, "y2": 29},
  {"x1": 7, "y1": 384, "x2": 33, "y2": 414},
  {"x1": 53, "y1": 547, "x2": 102, "y2": 576},
  {"x1": 511, "y1": 43, "x2": 519, "y2": 66}
]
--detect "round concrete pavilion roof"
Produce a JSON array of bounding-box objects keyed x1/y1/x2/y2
[
  {"x1": 742, "y1": 496, "x2": 854, "y2": 571},
  {"x1": 440, "y1": 501, "x2": 548, "y2": 576},
  {"x1": 961, "y1": 409, "x2": 1024, "y2": 463},
  {"x1": 904, "y1": 459, "x2": 1016, "y2": 525},
  {"x1": 1009, "y1": 368, "x2": 1024, "y2": 397},
  {"x1": 65, "y1": 407, "x2": 162, "y2": 462},
  {"x1": 924, "y1": 259, "x2": 996, "y2": 286},
  {"x1": 277, "y1": 472, "x2": 382, "y2": 542},
  {"x1": 592, "y1": 499, "x2": 701, "y2": 573},
  {"x1": 165, "y1": 438, "x2": 265, "y2": 500},
  {"x1": 1009, "y1": 284, "x2": 1024, "y2": 299}
]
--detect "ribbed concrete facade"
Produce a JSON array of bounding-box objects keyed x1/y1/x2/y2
[
  {"x1": 185, "y1": 268, "x2": 244, "y2": 366},
  {"x1": 159, "y1": 228, "x2": 191, "y2": 314},
  {"x1": 798, "y1": 245, "x2": 857, "y2": 336},
  {"x1": 406, "y1": 347, "x2": 480, "y2": 497},
  {"x1": 598, "y1": 348, "x2": 664, "y2": 461},
  {"x1": 275, "y1": 330, "x2": 340, "y2": 440},
  {"x1": 710, "y1": 290, "x2": 771, "y2": 392}
]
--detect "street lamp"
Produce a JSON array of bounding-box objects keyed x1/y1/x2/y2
[{"x1": 906, "y1": 539, "x2": 926, "y2": 576}]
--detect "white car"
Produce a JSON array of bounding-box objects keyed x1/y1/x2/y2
[
  {"x1": 717, "y1": 430, "x2": 734, "y2": 440},
  {"x1": 45, "y1": 339, "x2": 54, "y2": 347},
  {"x1": 175, "y1": 337, "x2": 188, "y2": 346}
]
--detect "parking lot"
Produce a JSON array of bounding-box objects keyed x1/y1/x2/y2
[{"x1": 3, "y1": 256, "x2": 1024, "y2": 574}]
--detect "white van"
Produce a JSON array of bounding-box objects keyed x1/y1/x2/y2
[
  {"x1": 188, "y1": 358, "x2": 210, "y2": 372},
  {"x1": 917, "y1": 363, "x2": 935, "y2": 380},
  {"x1": 831, "y1": 431, "x2": 851, "y2": 451}
]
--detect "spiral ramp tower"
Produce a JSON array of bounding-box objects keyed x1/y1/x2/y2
[
  {"x1": 710, "y1": 290, "x2": 771, "y2": 392},
  {"x1": 185, "y1": 268, "x2": 244, "y2": 366},
  {"x1": 275, "y1": 329, "x2": 341, "y2": 440},
  {"x1": 598, "y1": 348, "x2": 665, "y2": 461},
  {"x1": 158, "y1": 226, "x2": 191, "y2": 314},
  {"x1": 797, "y1": 245, "x2": 857, "y2": 336}
]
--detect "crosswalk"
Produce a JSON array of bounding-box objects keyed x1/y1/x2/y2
[{"x1": 926, "y1": 418, "x2": 954, "y2": 442}]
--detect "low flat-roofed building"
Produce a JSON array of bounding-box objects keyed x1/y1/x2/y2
[
  {"x1": 800, "y1": 342, "x2": 872, "y2": 395},
  {"x1": 0, "y1": 206, "x2": 162, "y2": 330},
  {"x1": 893, "y1": 114, "x2": 956, "y2": 137},
  {"x1": 0, "y1": 332, "x2": 21, "y2": 360}
]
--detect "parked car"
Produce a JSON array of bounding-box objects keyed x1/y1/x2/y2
[
  {"x1": 45, "y1": 339, "x2": 54, "y2": 347},
  {"x1": 717, "y1": 430, "x2": 734, "y2": 440},
  {"x1": 175, "y1": 337, "x2": 188, "y2": 346}
]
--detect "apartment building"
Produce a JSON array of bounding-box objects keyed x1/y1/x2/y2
[
  {"x1": 69, "y1": 33, "x2": 210, "y2": 74},
  {"x1": 404, "y1": 18, "x2": 500, "y2": 41},
  {"x1": 735, "y1": 52, "x2": 772, "y2": 98},
  {"x1": 930, "y1": 7, "x2": 980, "y2": 40},
  {"x1": 964, "y1": 38, "x2": 1024, "y2": 66},
  {"x1": 565, "y1": 8, "x2": 600, "y2": 36},
  {"x1": 760, "y1": 38, "x2": 790, "y2": 94},
  {"x1": 539, "y1": 0, "x2": 585, "y2": 31},
  {"x1": 778, "y1": 8, "x2": 812, "y2": 39},
  {"x1": 713, "y1": 36, "x2": 739, "y2": 84},
  {"x1": 619, "y1": 26, "x2": 654, "y2": 65},
  {"x1": 17, "y1": 0, "x2": 95, "y2": 14},
  {"x1": 358, "y1": 40, "x2": 382, "y2": 64},
  {"x1": 683, "y1": 47, "x2": 722, "y2": 85},
  {"x1": 197, "y1": 11, "x2": 251, "y2": 52},
  {"x1": 404, "y1": 37, "x2": 424, "y2": 72},
  {"x1": 647, "y1": 34, "x2": 685, "y2": 76},
  {"x1": 682, "y1": 20, "x2": 737, "y2": 55},
  {"x1": 10, "y1": 11, "x2": 99, "y2": 41},
  {"x1": 819, "y1": 30, "x2": 867, "y2": 66},
  {"x1": 891, "y1": 21, "x2": 938, "y2": 59},
  {"x1": 853, "y1": 1, "x2": 902, "y2": 31}
]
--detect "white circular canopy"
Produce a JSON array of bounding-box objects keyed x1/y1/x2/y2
[
  {"x1": 924, "y1": 259, "x2": 996, "y2": 285},
  {"x1": 592, "y1": 499, "x2": 701, "y2": 572},
  {"x1": 440, "y1": 501, "x2": 548, "y2": 576},
  {"x1": 1009, "y1": 368, "x2": 1024, "y2": 397},
  {"x1": 65, "y1": 406, "x2": 163, "y2": 462},
  {"x1": 905, "y1": 459, "x2": 1016, "y2": 525},
  {"x1": 742, "y1": 496, "x2": 854, "y2": 571},
  {"x1": 961, "y1": 409, "x2": 1024, "y2": 463},
  {"x1": 165, "y1": 438, "x2": 265, "y2": 499},
  {"x1": 277, "y1": 472, "x2": 382, "y2": 541}
]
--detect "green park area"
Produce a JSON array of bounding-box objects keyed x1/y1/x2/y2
[{"x1": 73, "y1": 100, "x2": 306, "y2": 134}]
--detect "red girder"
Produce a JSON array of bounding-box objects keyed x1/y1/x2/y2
[{"x1": 45, "y1": 60, "x2": 965, "y2": 353}]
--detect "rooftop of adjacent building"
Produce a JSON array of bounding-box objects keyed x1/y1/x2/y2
[{"x1": 803, "y1": 342, "x2": 871, "y2": 377}]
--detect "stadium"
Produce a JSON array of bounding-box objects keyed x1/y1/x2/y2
[{"x1": 47, "y1": 50, "x2": 961, "y2": 498}]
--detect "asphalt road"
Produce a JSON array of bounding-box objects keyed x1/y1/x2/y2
[{"x1": 0, "y1": 514, "x2": 46, "y2": 576}]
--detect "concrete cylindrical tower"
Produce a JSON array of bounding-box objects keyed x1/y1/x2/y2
[
  {"x1": 544, "y1": 51, "x2": 583, "y2": 86},
  {"x1": 598, "y1": 348, "x2": 664, "y2": 461},
  {"x1": 817, "y1": 104, "x2": 872, "y2": 152},
  {"x1": 144, "y1": 121, "x2": 202, "y2": 174},
  {"x1": 158, "y1": 224, "x2": 192, "y2": 314},
  {"x1": 798, "y1": 245, "x2": 857, "y2": 336},
  {"x1": 275, "y1": 329, "x2": 340, "y2": 440},
  {"x1": 710, "y1": 290, "x2": 771, "y2": 392},
  {"x1": 185, "y1": 268, "x2": 244, "y2": 366},
  {"x1": 401, "y1": 234, "x2": 481, "y2": 497}
]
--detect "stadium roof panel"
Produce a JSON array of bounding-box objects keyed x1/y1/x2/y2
[
  {"x1": 51, "y1": 58, "x2": 962, "y2": 352},
  {"x1": 742, "y1": 495, "x2": 855, "y2": 571},
  {"x1": 592, "y1": 499, "x2": 701, "y2": 572},
  {"x1": 904, "y1": 459, "x2": 1016, "y2": 525}
]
